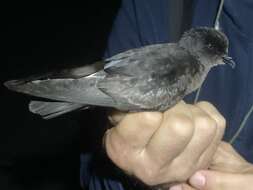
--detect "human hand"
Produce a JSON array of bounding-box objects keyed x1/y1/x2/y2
[
  {"x1": 104, "y1": 101, "x2": 226, "y2": 187},
  {"x1": 170, "y1": 142, "x2": 253, "y2": 190}
]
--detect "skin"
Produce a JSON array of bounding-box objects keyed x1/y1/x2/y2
[
  {"x1": 173, "y1": 142, "x2": 253, "y2": 190},
  {"x1": 104, "y1": 101, "x2": 226, "y2": 186},
  {"x1": 105, "y1": 101, "x2": 253, "y2": 190}
]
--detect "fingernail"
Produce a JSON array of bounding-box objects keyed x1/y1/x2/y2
[
  {"x1": 190, "y1": 172, "x2": 206, "y2": 188},
  {"x1": 169, "y1": 185, "x2": 182, "y2": 190}
]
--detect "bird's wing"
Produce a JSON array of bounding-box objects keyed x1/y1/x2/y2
[
  {"x1": 4, "y1": 70, "x2": 116, "y2": 107},
  {"x1": 11, "y1": 61, "x2": 105, "y2": 84},
  {"x1": 104, "y1": 43, "x2": 177, "y2": 76},
  {"x1": 51, "y1": 61, "x2": 104, "y2": 79}
]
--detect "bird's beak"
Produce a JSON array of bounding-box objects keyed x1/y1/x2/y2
[{"x1": 222, "y1": 55, "x2": 236, "y2": 68}]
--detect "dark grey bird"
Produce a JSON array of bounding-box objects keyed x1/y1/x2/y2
[{"x1": 4, "y1": 27, "x2": 235, "y2": 119}]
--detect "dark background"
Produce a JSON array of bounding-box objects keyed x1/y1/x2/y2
[{"x1": 2, "y1": 1, "x2": 120, "y2": 190}]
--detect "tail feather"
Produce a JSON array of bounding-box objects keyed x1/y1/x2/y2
[{"x1": 29, "y1": 101, "x2": 87, "y2": 119}]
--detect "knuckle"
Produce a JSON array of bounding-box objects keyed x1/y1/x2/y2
[
  {"x1": 166, "y1": 114, "x2": 194, "y2": 138},
  {"x1": 196, "y1": 101, "x2": 226, "y2": 129},
  {"x1": 215, "y1": 115, "x2": 226, "y2": 128},
  {"x1": 138, "y1": 112, "x2": 163, "y2": 126},
  {"x1": 195, "y1": 115, "x2": 217, "y2": 129},
  {"x1": 196, "y1": 101, "x2": 214, "y2": 108},
  {"x1": 194, "y1": 116, "x2": 218, "y2": 137}
]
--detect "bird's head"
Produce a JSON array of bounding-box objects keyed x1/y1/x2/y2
[{"x1": 179, "y1": 27, "x2": 235, "y2": 68}]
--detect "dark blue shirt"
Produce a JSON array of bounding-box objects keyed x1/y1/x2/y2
[{"x1": 81, "y1": 0, "x2": 253, "y2": 189}]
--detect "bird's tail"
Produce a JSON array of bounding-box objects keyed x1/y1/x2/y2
[{"x1": 29, "y1": 101, "x2": 87, "y2": 119}]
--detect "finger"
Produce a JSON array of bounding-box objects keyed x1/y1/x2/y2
[
  {"x1": 195, "y1": 102, "x2": 226, "y2": 145},
  {"x1": 195, "y1": 125, "x2": 223, "y2": 170},
  {"x1": 164, "y1": 100, "x2": 191, "y2": 118},
  {"x1": 193, "y1": 102, "x2": 226, "y2": 169},
  {"x1": 145, "y1": 103, "x2": 194, "y2": 167},
  {"x1": 189, "y1": 170, "x2": 253, "y2": 190},
  {"x1": 174, "y1": 105, "x2": 217, "y2": 169},
  {"x1": 195, "y1": 101, "x2": 226, "y2": 129},
  {"x1": 104, "y1": 128, "x2": 133, "y2": 173},
  {"x1": 104, "y1": 112, "x2": 163, "y2": 174},
  {"x1": 210, "y1": 142, "x2": 252, "y2": 173},
  {"x1": 115, "y1": 112, "x2": 163, "y2": 149}
]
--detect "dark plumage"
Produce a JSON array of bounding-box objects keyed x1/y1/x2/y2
[{"x1": 4, "y1": 27, "x2": 235, "y2": 119}]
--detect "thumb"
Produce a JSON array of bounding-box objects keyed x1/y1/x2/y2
[
  {"x1": 210, "y1": 142, "x2": 251, "y2": 173},
  {"x1": 189, "y1": 170, "x2": 253, "y2": 190}
]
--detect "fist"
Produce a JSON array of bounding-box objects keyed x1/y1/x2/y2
[{"x1": 104, "y1": 101, "x2": 226, "y2": 187}]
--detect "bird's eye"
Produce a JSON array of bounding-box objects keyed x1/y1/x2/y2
[{"x1": 207, "y1": 43, "x2": 213, "y2": 49}]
